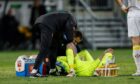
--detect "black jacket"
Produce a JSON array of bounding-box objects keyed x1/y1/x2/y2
[{"x1": 35, "y1": 11, "x2": 77, "y2": 32}]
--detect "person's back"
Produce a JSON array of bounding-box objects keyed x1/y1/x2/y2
[{"x1": 35, "y1": 11, "x2": 77, "y2": 32}]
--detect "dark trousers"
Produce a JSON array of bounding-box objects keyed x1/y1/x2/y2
[
  {"x1": 33, "y1": 23, "x2": 74, "y2": 70},
  {"x1": 33, "y1": 24, "x2": 62, "y2": 70}
]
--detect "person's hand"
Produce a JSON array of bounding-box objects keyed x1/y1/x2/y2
[
  {"x1": 121, "y1": 5, "x2": 129, "y2": 13},
  {"x1": 104, "y1": 48, "x2": 114, "y2": 54},
  {"x1": 99, "y1": 48, "x2": 114, "y2": 60}
]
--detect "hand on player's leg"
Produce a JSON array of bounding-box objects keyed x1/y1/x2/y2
[
  {"x1": 99, "y1": 48, "x2": 113, "y2": 60},
  {"x1": 104, "y1": 48, "x2": 114, "y2": 54}
]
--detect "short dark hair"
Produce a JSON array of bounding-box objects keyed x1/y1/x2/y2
[{"x1": 74, "y1": 31, "x2": 83, "y2": 39}]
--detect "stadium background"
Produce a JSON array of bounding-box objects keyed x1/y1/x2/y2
[
  {"x1": 0, "y1": 0, "x2": 140, "y2": 84},
  {"x1": 0, "y1": 0, "x2": 131, "y2": 50}
]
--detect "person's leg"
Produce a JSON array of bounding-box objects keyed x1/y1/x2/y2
[
  {"x1": 128, "y1": 17, "x2": 140, "y2": 75},
  {"x1": 74, "y1": 54, "x2": 100, "y2": 76},
  {"x1": 132, "y1": 37, "x2": 140, "y2": 75},
  {"x1": 48, "y1": 32, "x2": 62, "y2": 75},
  {"x1": 77, "y1": 50, "x2": 94, "y2": 61},
  {"x1": 57, "y1": 56, "x2": 70, "y2": 73},
  {"x1": 57, "y1": 56, "x2": 67, "y2": 62},
  {"x1": 31, "y1": 24, "x2": 53, "y2": 76},
  {"x1": 48, "y1": 50, "x2": 57, "y2": 69},
  {"x1": 98, "y1": 52, "x2": 113, "y2": 68},
  {"x1": 74, "y1": 49, "x2": 113, "y2": 76}
]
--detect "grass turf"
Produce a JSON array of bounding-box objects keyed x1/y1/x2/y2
[{"x1": 0, "y1": 49, "x2": 140, "y2": 84}]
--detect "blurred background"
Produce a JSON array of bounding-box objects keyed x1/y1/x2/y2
[{"x1": 0, "y1": 0, "x2": 130, "y2": 51}]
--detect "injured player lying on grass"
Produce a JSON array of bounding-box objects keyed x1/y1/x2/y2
[
  {"x1": 56, "y1": 48, "x2": 115, "y2": 77},
  {"x1": 45, "y1": 31, "x2": 116, "y2": 77}
]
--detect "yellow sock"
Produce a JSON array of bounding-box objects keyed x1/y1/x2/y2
[{"x1": 133, "y1": 45, "x2": 140, "y2": 72}]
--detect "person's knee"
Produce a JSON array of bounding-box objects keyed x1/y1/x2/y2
[
  {"x1": 132, "y1": 36, "x2": 140, "y2": 45},
  {"x1": 38, "y1": 50, "x2": 48, "y2": 59},
  {"x1": 82, "y1": 50, "x2": 89, "y2": 53},
  {"x1": 79, "y1": 50, "x2": 88, "y2": 56}
]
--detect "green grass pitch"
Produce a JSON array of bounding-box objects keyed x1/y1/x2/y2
[{"x1": 0, "y1": 49, "x2": 140, "y2": 84}]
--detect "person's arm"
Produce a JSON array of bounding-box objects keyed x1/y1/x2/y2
[
  {"x1": 66, "y1": 42, "x2": 76, "y2": 69},
  {"x1": 116, "y1": 0, "x2": 129, "y2": 13},
  {"x1": 64, "y1": 15, "x2": 77, "y2": 44}
]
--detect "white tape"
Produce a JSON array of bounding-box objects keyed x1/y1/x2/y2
[{"x1": 121, "y1": 4, "x2": 127, "y2": 10}]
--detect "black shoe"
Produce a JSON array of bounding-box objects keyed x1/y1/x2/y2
[{"x1": 30, "y1": 73, "x2": 42, "y2": 78}]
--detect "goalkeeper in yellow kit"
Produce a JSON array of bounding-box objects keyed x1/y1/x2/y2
[{"x1": 56, "y1": 31, "x2": 114, "y2": 77}]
